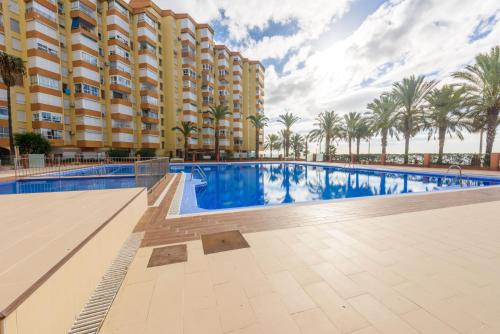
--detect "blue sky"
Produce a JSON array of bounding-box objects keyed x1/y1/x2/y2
[{"x1": 159, "y1": 0, "x2": 500, "y2": 153}]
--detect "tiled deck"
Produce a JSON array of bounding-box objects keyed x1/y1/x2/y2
[
  {"x1": 97, "y1": 165, "x2": 500, "y2": 334},
  {"x1": 136, "y1": 186, "x2": 500, "y2": 247},
  {"x1": 101, "y1": 198, "x2": 500, "y2": 334}
]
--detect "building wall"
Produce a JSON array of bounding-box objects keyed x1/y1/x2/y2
[{"x1": 0, "y1": 0, "x2": 265, "y2": 157}]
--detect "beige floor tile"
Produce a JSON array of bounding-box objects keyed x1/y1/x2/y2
[
  {"x1": 292, "y1": 308, "x2": 341, "y2": 334},
  {"x1": 184, "y1": 307, "x2": 223, "y2": 334},
  {"x1": 350, "y1": 326, "x2": 382, "y2": 334},
  {"x1": 349, "y1": 271, "x2": 418, "y2": 315},
  {"x1": 184, "y1": 270, "x2": 217, "y2": 310},
  {"x1": 249, "y1": 292, "x2": 301, "y2": 333},
  {"x1": 288, "y1": 265, "x2": 323, "y2": 286},
  {"x1": 218, "y1": 302, "x2": 256, "y2": 333},
  {"x1": 312, "y1": 262, "x2": 365, "y2": 299},
  {"x1": 268, "y1": 271, "x2": 316, "y2": 313},
  {"x1": 401, "y1": 309, "x2": 459, "y2": 334},
  {"x1": 304, "y1": 281, "x2": 369, "y2": 333},
  {"x1": 394, "y1": 282, "x2": 483, "y2": 333},
  {"x1": 227, "y1": 324, "x2": 264, "y2": 334},
  {"x1": 348, "y1": 294, "x2": 418, "y2": 334}
]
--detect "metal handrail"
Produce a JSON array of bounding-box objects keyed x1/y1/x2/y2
[
  {"x1": 447, "y1": 165, "x2": 463, "y2": 187},
  {"x1": 192, "y1": 165, "x2": 207, "y2": 182}
]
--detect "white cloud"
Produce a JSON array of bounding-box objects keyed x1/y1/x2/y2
[
  {"x1": 153, "y1": 0, "x2": 500, "y2": 153},
  {"x1": 263, "y1": 0, "x2": 500, "y2": 153}
]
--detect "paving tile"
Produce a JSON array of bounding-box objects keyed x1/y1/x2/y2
[
  {"x1": 292, "y1": 308, "x2": 341, "y2": 334},
  {"x1": 304, "y1": 281, "x2": 369, "y2": 333},
  {"x1": 348, "y1": 294, "x2": 419, "y2": 334},
  {"x1": 184, "y1": 307, "x2": 223, "y2": 334},
  {"x1": 202, "y1": 230, "x2": 250, "y2": 254},
  {"x1": 400, "y1": 309, "x2": 459, "y2": 334}
]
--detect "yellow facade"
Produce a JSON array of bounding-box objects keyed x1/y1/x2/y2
[{"x1": 0, "y1": 0, "x2": 265, "y2": 158}]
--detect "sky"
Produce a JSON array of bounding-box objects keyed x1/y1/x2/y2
[{"x1": 155, "y1": 0, "x2": 500, "y2": 154}]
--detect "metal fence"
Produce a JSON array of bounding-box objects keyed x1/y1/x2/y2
[
  {"x1": 134, "y1": 157, "x2": 170, "y2": 190},
  {"x1": 14, "y1": 156, "x2": 150, "y2": 179}
]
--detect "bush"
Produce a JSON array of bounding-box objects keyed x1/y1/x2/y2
[
  {"x1": 14, "y1": 132, "x2": 51, "y2": 155},
  {"x1": 107, "y1": 149, "x2": 131, "y2": 158},
  {"x1": 137, "y1": 148, "x2": 156, "y2": 158}
]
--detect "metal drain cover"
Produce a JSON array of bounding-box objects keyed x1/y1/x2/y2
[
  {"x1": 147, "y1": 244, "x2": 187, "y2": 267},
  {"x1": 201, "y1": 230, "x2": 250, "y2": 254}
]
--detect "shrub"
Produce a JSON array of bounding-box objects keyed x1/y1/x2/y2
[
  {"x1": 14, "y1": 132, "x2": 51, "y2": 155},
  {"x1": 137, "y1": 148, "x2": 156, "y2": 158},
  {"x1": 107, "y1": 149, "x2": 131, "y2": 158}
]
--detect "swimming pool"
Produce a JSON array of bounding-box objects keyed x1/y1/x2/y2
[
  {"x1": 0, "y1": 164, "x2": 137, "y2": 195},
  {"x1": 172, "y1": 163, "x2": 500, "y2": 214},
  {"x1": 0, "y1": 176, "x2": 136, "y2": 195}
]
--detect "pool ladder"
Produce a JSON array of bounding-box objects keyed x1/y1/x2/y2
[
  {"x1": 447, "y1": 165, "x2": 463, "y2": 187},
  {"x1": 192, "y1": 165, "x2": 208, "y2": 184}
]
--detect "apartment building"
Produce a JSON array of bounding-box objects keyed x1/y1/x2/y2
[{"x1": 0, "y1": 0, "x2": 265, "y2": 158}]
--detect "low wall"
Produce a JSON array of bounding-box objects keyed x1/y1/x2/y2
[{"x1": 0, "y1": 189, "x2": 147, "y2": 334}]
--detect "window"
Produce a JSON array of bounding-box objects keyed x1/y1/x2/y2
[
  {"x1": 37, "y1": 42, "x2": 58, "y2": 56},
  {"x1": 0, "y1": 108, "x2": 7, "y2": 120},
  {"x1": 10, "y1": 18, "x2": 20, "y2": 33},
  {"x1": 9, "y1": 0, "x2": 19, "y2": 14},
  {"x1": 110, "y1": 76, "x2": 131, "y2": 87},
  {"x1": 11, "y1": 37, "x2": 21, "y2": 51},
  {"x1": 75, "y1": 83, "x2": 99, "y2": 96},
  {"x1": 16, "y1": 93, "x2": 25, "y2": 104},
  {"x1": 0, "y1": 127, "x2": 8, "y2": 138},
  {"x1": 30, "y1": 75, "x2": 60, "y2": 89},
  {"x1": 37, "y1": 128, "x2": 63, "y2": 139},
  {"x1": 80, "y1": 51, "x2": 97, "y2": 65},
  {"x1": 33, "y1": 111, "x2": 62, "y2": 123}
]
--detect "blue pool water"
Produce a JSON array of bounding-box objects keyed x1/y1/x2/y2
[
  {"x1": 0, "y1": 176, "x2": 135, "y2": 194},
  {"x1": 172, "y1": 163, "x2": 500, "y2": 214}
]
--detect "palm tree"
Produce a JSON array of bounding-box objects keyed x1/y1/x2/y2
[
  {"x1": 265, "y1": 133, "x2": 280, "y2": 158},
  {"x1": 392, "y1": 75, "x2": 437, "y2": 163},
  {"x1": 172, "y1": 121, "x2": 198, "y2": 159},
  {"x1": 290, "y1": 133, "x2": 304, "y2": 159},
  {"x1": 247, "y1": 113, "x2": 268, "y2": 159},
  {"x1": 343, "y1": 112, "x2": 363, "y2": 157},
  {"x1": 207, "y1": 104, "x2": 231, "y2": 161},
  {"x1": 453, "y1": 46, "x2": 500, "y2": 164},
  {"x1": 354, "y1": 118, "x2": 370, "y2": 156},
  {"x1": 278, "y1": 129, "x2": 288, "y2": 158},
  {"x1": 309, "y1": 110, "x2": 342, "y2": 161},
  {"x1": 0, "y1": 52, "x2": 26, "y2": 157},
  {"x1": 424, "y1": 85, "x2": 470, "y2": 164},
  {"x1": 366, "y1": 93, "x2": 400, "y2": 155},
  {"x1": 278, "y1": 112, "x2": 300, "y2": 158}
]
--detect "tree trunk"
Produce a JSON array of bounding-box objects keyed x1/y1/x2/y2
[
  {"x1": 255, "y1": 128, "x2": 259, "y2": 159},
  {"x1": 348, "y1": 137, "x2": 352, "y2": 156},
  {"x1": 437, "y1": 127, "x2": 446, "y2": 164},
  {"x1": 479, "y1": 128, "x2": 484, "y2": 155},
  {"x1": 215, "y1": 122, "x2": 220, "y2": 162},
  {"x1": 7, "y1": 86, "x2": 15, "y2": 157},
  {"x1": 404, "y1": 133, "x2": 410, "y2": 164},
  {"x1": 270, "y1": 145, "x2": 273, "y2": 159},
  {"x1": 285, "y1": 131, "x2": 289, "y2": 158},
  {"x1": 356, "y1": 137, "x2": 360, "y2": 156},
  {"x1": 381, "y1": 129, "x2": 387, "y2": 155},
  {"x1": 324, "y1": 135, "x2": 330, "y2": 161},
  {"x1": 184, "y1": 137, "x2": 188, "y2": 159},
  {"x1": 484, "y1": 108, "x2": 499, "y2": 165}
]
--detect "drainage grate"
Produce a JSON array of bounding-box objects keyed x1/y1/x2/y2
[{"x1": 68, "y1": 232, "x2": 144, "y2": 334}]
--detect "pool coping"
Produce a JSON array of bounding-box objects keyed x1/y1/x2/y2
[{"x1": 169, "y1": 161, "x2": 500, "y2": 218}]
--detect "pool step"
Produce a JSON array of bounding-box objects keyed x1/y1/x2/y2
[{"x1": 67, "y1": 232, "x2": 144, "y2": 334}]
